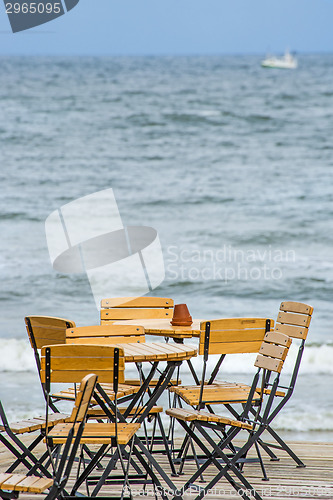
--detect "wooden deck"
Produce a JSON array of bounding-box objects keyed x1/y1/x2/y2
[{"x1": 1, "y1": 434, "x2": 332, "y2": 499}]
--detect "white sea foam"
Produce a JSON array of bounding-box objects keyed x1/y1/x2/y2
[
  {"x1": 188, "y1": 342, "x2": 333, "y2": 375},
  {"x1": 274, "y1": 410, "x2": 333, "y2": 432},
  {"x1": 0, "y1": 338, "x2": 36, "y2": 372},
  {"x1": 0, "y1": 338, "x2": 332, "y2": 435},
  {"x1": 0, "y1": 338, "x2": 333, "y2": 375}
]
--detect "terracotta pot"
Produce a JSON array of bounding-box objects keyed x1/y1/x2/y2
[{"x1": 171, "y1": 303, "x2": 193, "y2": 326}]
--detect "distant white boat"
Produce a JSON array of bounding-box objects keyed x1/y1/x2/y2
[{"x1": 261, "y1": 50, "x2": 297, "y2": 69}]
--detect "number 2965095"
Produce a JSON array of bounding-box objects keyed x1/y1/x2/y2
[{"x1": 6, "y1": 3, "x2": 62, "y2": 14}]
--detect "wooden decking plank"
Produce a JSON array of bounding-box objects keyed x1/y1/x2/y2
[{"x1": 1, "y1": 432, "x2": 333, "y2": 499}]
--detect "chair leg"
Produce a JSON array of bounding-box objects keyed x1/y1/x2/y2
[
  {"x1": 173, "y1": 420, "x2": 264, "y2": 500},
  {"x1": 254, "y1": 441, "x2": 269, "y2": 481},
  {"x1": 132, "y1": 444, "x2": 171, "y2": 500},
  {"x1": 133, "y1": 436, "x2": 180, "y2": 498},
  {"x1": 154, "y1": 412, "x2": 178, "y2": 476},
  {"x1": 1, "y1": 432, "x2": 51, "y2": 477},
  {"x1": 71, "y1": 444, "x2": 110, "y2": 495},
  {"x1": 263, "y1": 426, "x2": 306, "y2": 467},
  {"x1": 189, "y1": 438, "x2": 206, "y2": 483}
]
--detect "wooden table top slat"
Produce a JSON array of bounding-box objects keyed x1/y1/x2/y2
[{"x1": 110, "y1": 342, "x2": 197, "y2": 363}]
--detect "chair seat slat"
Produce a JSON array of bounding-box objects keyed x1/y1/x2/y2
[{"x1": 47, "y1": 422, "x2": 141, "y2": 445}]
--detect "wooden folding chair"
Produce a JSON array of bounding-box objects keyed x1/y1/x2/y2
[
  {"x1": 168, "y1": 317, "x2": 272, "y2": 470},
  {"x1": 0, "y1": 374, "x2": 97, "y2": 500},
  {"x1": 249, "y1": 301, "x2": 314, "y2": 468},
  {"x1": 25, "y1": 316, "x2": 76, "y2": 412},
  {"x1": 21, "y1": 316, "x2": 136, "y2": 475},
  {"x1": 40, "y1": 344, "x2": 142, "y2": 496},
  {"x1": 0, "y1": 317, "x2": 89, "y2": 476},
  {"x1": 189, "y1": 302, "x2": 314, "y2": 471},
  {"x1": 170, "y1": 317, "x2": 273, "y2": 406},
  {"x1": 99, "y1": 297, "x2": 179, "y2": 387},
  {"x1": 167, "y1": 328, "x2": 294, "y2": 500},
  {"x1": 40, "y1": 343, "x2": 140, "y2": 412},
  {"x1": 42, "y1": 345, "x2": 175, "y2": 499},
  {"x1": 171, "y1": 302, "x2": 313, "y2": 479},
  {"x1": 25, "y1": 316, "x2": 140, "y2": 408},
  {"x1": 100, "y1": 296, "x2": 174, "y2": 324}
]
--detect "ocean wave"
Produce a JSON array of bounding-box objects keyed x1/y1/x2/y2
[
  {"x1": 0, "y1": 338, "x2": 333, "y2": 375},
  {"x1": 274, "y1": 410, "x2": 333, "y2": 432},
  {"x1": 0, "y1": 339, "x2": 36, "y2": 373},
  {"x1": 181, "y1": 342, "x2": 333, "y2": 376}
]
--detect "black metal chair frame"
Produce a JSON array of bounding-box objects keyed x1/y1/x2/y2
[
  {"x1": 0, "y1": 402, "x2": 52, "y2": 477},
  {"x1": 171, "y1": 363, "x2": 283, "y2": 500},
  {"x1": 43, "y1": 346, "x2": 182, "y2": 500},
  {"x1": 174, "y1": 320, "x2": 271, "y2": 477},
  {"x1": 0, "y1": 374, "x2": 97, "y2": 500}
]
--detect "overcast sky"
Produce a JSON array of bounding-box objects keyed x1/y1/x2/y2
[{"x1": 1, "y1": 0, "x2": 333, "y2": 56}]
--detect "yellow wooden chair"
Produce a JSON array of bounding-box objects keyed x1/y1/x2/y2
[
  {"x1": 167, "y1": 328, "x2": 294, "y2": 499},
  {"x1": 40, "y1": 344, "x2": 142, "y2": 496},
  {"x1": 0, "y1": 374, "x2": 97, "y2": 500},
  {"x1": 168, "y1": 317, "x2": 272, "y2": 469},
  {"x1": 41, "y1": 345, "x2": 172, "y2": 497},
  {"x1": 25, "y1": 316, "x2": 140, "y2": 410},
  {"x1": 170, "y1": 301, "x2": 313, "y2": 478},
  {"x1": 0, "y1": 401, "x2": 69, "y2": 477},
  {"x1": 65, "y1": 325, "x2": 176, "y2": 474},
  {"x1": 25, "y1": 316, "x2": 77, "y2": 412}
]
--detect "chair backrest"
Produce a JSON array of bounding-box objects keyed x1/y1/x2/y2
[
  {"x1": 196, "y1": 318, "x2": 273, "y2": 401},
  {"x1": 254, "y1": 330, "x2": 292, "y2": 373},
  {"x1": 40, "y1": 344, "x2": 125, "y2": 387},
  {"x1": 254, "y1": 301, "x2": 313, "y2": 374},
  {"x1": 199, "y1": 318, "x2": 273, "y2": 356},
  {"x1": 66, "y1": 324, "x2": 145, "y2": 345},
  {"x1": 100, "y1": 297, "x2": 174, "y2": 324},
  {"x1": 69, "y1": 373, "x2": 98, "y2": 423},
  {"x1": 256, "y1": 301, "x2": 313, "y2": 403},
  {"x1": 274, "y1": 301, "x2": 313, "y2": 340},
  {"x1": 25, "y1": 316, "x2": 76, "y2": 351},
  {"x1": 25, "y1": 315, "x2": 76, "y2": 382},
  {"x1": 250, "y1": 301, "x2": 313, "y2": 423}
]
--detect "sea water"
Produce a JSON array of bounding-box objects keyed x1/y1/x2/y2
[{"x1": 0, "y1": 54, "x2": 332, "y2": 439}]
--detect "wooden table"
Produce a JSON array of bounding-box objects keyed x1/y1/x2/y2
[{"x1": 113, "y1": 318, "x2": 203, "y2": 339}]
